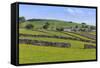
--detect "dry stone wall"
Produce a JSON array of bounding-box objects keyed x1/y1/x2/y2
[
  {"x1": 19, "y1": 39, "x2": 71, "y2": 48},
  {"x1": 84, "y1": 44, "x2": 96, "y2": 49}
]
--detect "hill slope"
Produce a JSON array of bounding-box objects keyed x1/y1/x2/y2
[{"x1": 19, "y1": 19, "x2": 82, "y2": 30}]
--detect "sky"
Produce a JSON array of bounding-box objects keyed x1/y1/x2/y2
[{"x1": 19, "y1": 4, "x2": 96, "y2": 25}]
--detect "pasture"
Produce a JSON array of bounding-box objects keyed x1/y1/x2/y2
[
  {"x1": 19, "y1": 44, "x2": 96, "y2": 64},
  {"x1": 19, "y1": 28, "x2": 96, "y2": 64}
]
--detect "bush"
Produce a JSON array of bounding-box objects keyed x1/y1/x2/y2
[
  {"x1": 56, "y1": 27, "x2": 64, "y2": 31},
  {"x1": 25, "y1": 24, "x2": 34, "y2": 30},
  {"x1": 43, "y1": 22, "x2": 49, "y2": 29}
]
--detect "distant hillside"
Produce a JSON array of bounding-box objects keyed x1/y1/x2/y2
[{"x1": 19, "y1": 19, "x2": 93, "y2": 30}]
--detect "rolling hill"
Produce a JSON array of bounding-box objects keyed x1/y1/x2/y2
[{"x1": 19, "y1": 19, "x2": 84, "y2": 30}]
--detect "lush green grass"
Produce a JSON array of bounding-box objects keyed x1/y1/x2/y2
[
  {"x1": 19, "y1": 29, "x2": 50, "y2": 35},
  {"x1": 90, "y1": 32, "x2": 96, "y2": 35},
  {"x1": 19, "y1": 29, "x2": 73, "y2": 37},
  {"x1": 41, "y1": 30, "x2": 73, "y2": 37},
  {"x1": 19, "y1": 44, "x2": 96, "y2": 64}
]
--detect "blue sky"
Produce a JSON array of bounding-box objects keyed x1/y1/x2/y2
[{"x1": 19, "y1": 4, "x2": 96, "y2": 25}]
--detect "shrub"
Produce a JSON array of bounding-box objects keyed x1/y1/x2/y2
[
  {"x1": 25, "y1": 24, "x2": 34, "y2": 30},
  {"x1": 43, "y1": 22, "x2": 50, "y2": 29},
  {"x1": 56, "y1": 27, "x2": 64, "y2": 31}
]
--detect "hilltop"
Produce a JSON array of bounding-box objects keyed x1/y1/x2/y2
[{"x1": 20, "y1": 19, "x2": 82, "y2": 29}]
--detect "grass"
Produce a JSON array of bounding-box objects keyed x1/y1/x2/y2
[
  {"x1": 90, "y1": 32, "x2": 96, "y2": 35},
  {"x1": 41, "y1": 30, "x2": 73, "y2": 37},
  {"x1": 19, "y1": 29, "x2": 49, "y2": 35},
  {"x1": 19, "y1": 44, "x2": 96, "y2": 64},
  {"x1": 19, "y1": 29, "x2": 73, "y2": 37}
]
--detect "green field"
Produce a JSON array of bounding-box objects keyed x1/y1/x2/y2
[
  {"x1": 19, "y1": 19, "x2": 96, "y2": 64},
  {"x1": 19, "y1": 29, "x2": 74, "y2": 37},
  {"x1": 19, "y1": 44, "x2": 96, "y2": 64}
]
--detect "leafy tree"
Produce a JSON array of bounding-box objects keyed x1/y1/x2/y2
[
  {"x1": 75, "y1": 25, "x2": 78, "y2": 28},
  {"x1": 56, "y1": 27, "x2": 64, "y2": 31},
  {"x1": 68, "y1": 21, "x2": 73, "y2": 23},
  {"x1": 25, "y1": 24, "x2": 34, "y2": 30},
  {"x1": 81, "y1": 22, "x2": 86, "y2": 25},
  {"x1": 43, "y1": 22, "x2": 50, "y2": 29},
  {"x1": 81, "y1": 22, "x2": 86, "y2": 28},
  {"x1": 19, "y1": 16, "x2": 26, "y2": 23}
]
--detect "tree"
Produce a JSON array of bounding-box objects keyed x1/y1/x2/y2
[
  {"x1": 81, "y1": 22, "x2": 86, "y2": 25},
  {"x1": 81, "y1": 22, "x2": 86, "y2": 28},
  {"x1": 43, "y1": 22, "x2": 50, "y2": 29},
  {"x1": 19, "y1": 16, "x2": 26, "y2": 23},
  {"x1": 25, "y1": 24, "x2": 34, "y2": 30},
  {"x1": 75, "y1": 25, "x2": 78, "y2": 28},
  {"x1": 68, "y1": 21, "x2": 73, "y2": 23},
  {"x1": 56, "y1": 27, "x2": 64, "y2": 31}
]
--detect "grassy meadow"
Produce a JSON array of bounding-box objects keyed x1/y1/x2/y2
[
  {"x1": 19, "y1": 44, "x2": 96, "y2": 64},
  {"x1": 19, "y1": 19, "x2": 96, "y2": 64}
]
